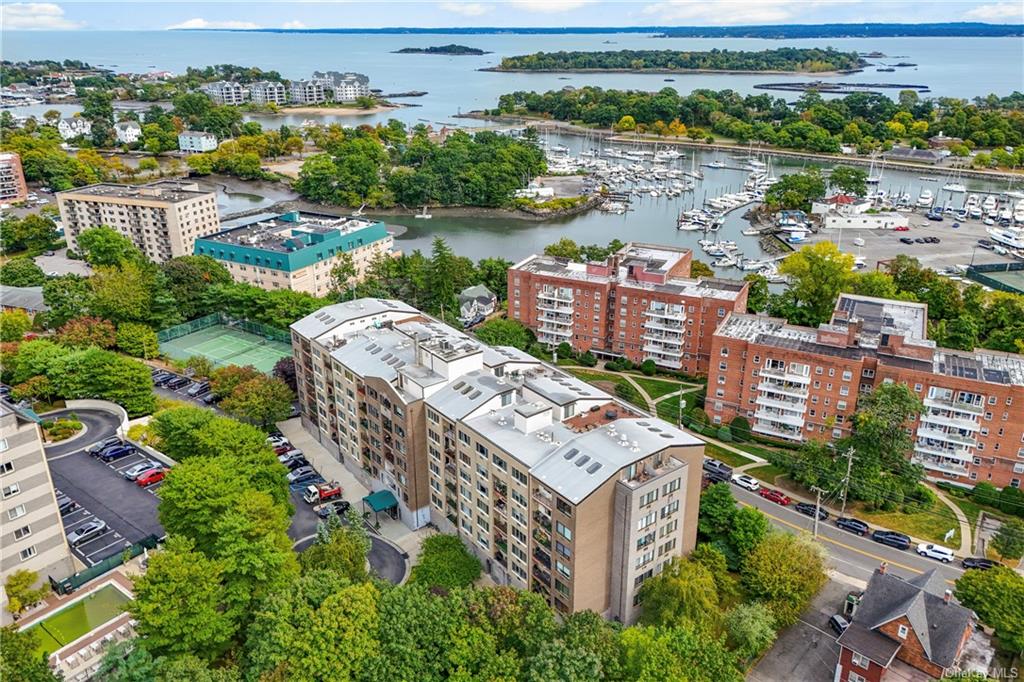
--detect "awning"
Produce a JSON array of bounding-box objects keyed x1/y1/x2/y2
[{"x1": 362, "y1": 489, "x2": 399, "y2": 513}]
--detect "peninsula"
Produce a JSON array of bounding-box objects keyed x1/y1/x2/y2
[
  {"x1": 484, "y1": 48, "x2": 866, "y2": 74},
  {"x1": 394, "y1": 44, "x2": 490, "y2": 55}
]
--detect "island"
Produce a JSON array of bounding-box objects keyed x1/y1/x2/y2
[
  {"x1": 394, "y1": 44, "x2": 490, "y2": 56},
  {"x1": 484, "y1": 48, "x2": 866, "y2": 74}
]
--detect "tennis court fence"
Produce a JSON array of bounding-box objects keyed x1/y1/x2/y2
[{"x1": 158, "y1": 313, "x2": 291, "y2": 344}]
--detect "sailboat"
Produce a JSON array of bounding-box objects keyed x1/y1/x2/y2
[
  {"x1": 414, "y1": 205, "x2": 432, "y2": 219},
  {"x1": 942, "y1": 168, "x2": 966, "y2": 193},
  {"x1": 866, "y1": 157, "x2": 883, "y2": 185}
]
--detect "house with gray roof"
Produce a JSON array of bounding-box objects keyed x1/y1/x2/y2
[{"x1": 458, "y1": 283, "x2": 497, "y2": 325}]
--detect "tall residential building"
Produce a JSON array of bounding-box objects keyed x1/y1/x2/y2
[
  {"x1": 200, "y1": 80, "x2": 249, "y2": 106},
  {"x1": 193, "y1": 211, "x2": 395, "y2": 297},
  {"x1": 0, "y1": 152, "x2": 28, "y2": 204},
  {"x1": 708, "y1": 294, "x2": 1024, "y2": 489},
  {"x1": 57, "y1": 180, "x2": 221, "y2": 263},
  {"x1": 288, "y1": 80, "x2": 326, "y2": 105},
  {"x1": 310, "y1": 71, "x2": 371, "y2": 101},
  {"x1": 248, "y1": 80, "x2": 288, "y2": 105},
  {"x1": 291, "y1": 299, "x2": 705, "y2": 623},
  {"x1": 0, "y1": 403, "x2": 75, "y2": 623},
  {"x1": 508, "y1": 243, "x2": 749, "y2": 376}
]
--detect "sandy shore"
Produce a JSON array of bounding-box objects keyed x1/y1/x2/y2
[{"x1": 274, "y1": 104, "x2": 402, "y2": 116}]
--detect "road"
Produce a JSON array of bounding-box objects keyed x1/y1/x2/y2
[{"x1": 732, "y1": 484, "x2": 966, "y2": 585}]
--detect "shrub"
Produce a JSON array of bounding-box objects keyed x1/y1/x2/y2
[
  {"x1": 717, "y1": 425, "x2": 733, "y2": 442},
  {"x1": 556, "y1": 342, "x2": 573, "y2": 359},
  {"x1": 971, "y1": 482, "x2": 1000, "y2": 507},
  {"x1": 409, "y1": 534, "x2": 481, "y2": 591},
  {"x1": 116, "y1": 322, "x2": 160, "y2": 358},
  {"x1": 578, "y1": 351, "x2": 597, "y2": 367},
  {"x1": 615, "y1": 382, "x2": 642, "y2": 405},
  {"x1": 999, "y1": 486, "x2": 1024, "y2": 518},
  {"x1": 640, "y1": 359, "x2": 657, "y2": 376},
  {"x1": 730, "y1": 416, "x2": 751, "y2": 440},
  {"x1": 689, "y1": 407, "x2": 709, "y2": 425}
]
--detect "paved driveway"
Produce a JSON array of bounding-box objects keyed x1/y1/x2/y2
[{"x1": 293, "y1": 528, "x2": 407, "y2": 585}]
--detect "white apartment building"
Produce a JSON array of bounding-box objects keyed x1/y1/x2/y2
[
  {"x1": 177, "y1": 130, "x2": 219, "y2": 154},
  {"x1": 114, "y1": 120, "x2": 142, "y2": 145},
  {"x1": 248, "y1": 81, "x2": 288, "y2": 105},
  {"x1": 0, "y1": 404, "x2": 75, "y2": 623},
  {"x1": 288, "y1": 80, "x2": 326, "y2": 105},
  {"x1": 57, "y1": 117, "x2": 91, "y2": 140},
  {"x1": 310, "y1": 71, "x2": 371, "y2": 101},
  {"x1": 200, "y1": 80, "x2": 249, "y2": 106}
]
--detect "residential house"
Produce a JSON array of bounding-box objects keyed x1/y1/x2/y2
[
  {"x1": 113, "y1": 120, "x2": 142, "y2": 145},
  {"x1": 288, "y1": 80, "x2": 326, "y2": 105},
  {"x1": 57, "y1": 117, "x2": 91, "y2": 141},
  {"x1": 177, "y1": 130, "x2": 219, "y2": 154},
  {"x1": 458, "y1": 284, "x2": 497, "y2": 325}
]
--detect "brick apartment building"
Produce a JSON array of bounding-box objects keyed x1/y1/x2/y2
[
  {"x1": 508, "y1": 243, "x2": 749, "y2": 376},
  {"x1": 290, "y1": 298, "x2": 705, "y2": 623},
  {"x1": 0, "y1": 152, "x2": 28, "y2": 204},
  {"x1": 707, "y1": 294, "x2": 1024, "y2": 489}
]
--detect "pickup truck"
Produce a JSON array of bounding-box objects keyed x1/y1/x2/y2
[{"x1": 303, "y1": 481, "x2": 343, "y2": 505}]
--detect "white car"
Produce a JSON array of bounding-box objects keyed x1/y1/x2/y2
[
  {"x1": 267, "y1": 435, "x2": 290, "y2": 448},
  {"x1": 917, "y1": 543, "x2": 955, "y2": 563},
  {"x1": 730, "y1": 473, "x2": 760, "y2": 492}
]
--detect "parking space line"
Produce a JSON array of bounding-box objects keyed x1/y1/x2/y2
[
  {"x1": 83, "y1": 537, "x2": 126, "y2": 559},
  {"x1": 63, "y1": 515, "x2": 98, "y2": 530},
  {"x1": 77, "y1": 530, "x2": 119, "y2": 552}
]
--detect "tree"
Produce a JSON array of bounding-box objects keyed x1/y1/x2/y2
[
  {"x1": 725, "y1": 603, "x2": 776, "y2": 661},
  {"x1": 220, "y1": 376, "x2": 294, "y2": 428},
  {"x1": 208, "y1": 364, "x2": 261, "y2": 398},
  {"x1": 846, "y1": 381, "x2": 924, "y2": 500},
  {"x1": 1, "y1": 625, "x2": 55, "y2": 682},
  {"x1": 161, "y1": 255, "x2": 232, "y2": 320},
  {"x1": 0, "y1": 258, "x2": 46, "y2": 287},
  {"x1": 543, "y1": 238, "x2": 580, "y2": 260},
  {"x1": 828, "y1": 165, "x2": 868, "y2": 196},
  {"x1": 48, "y1": 347, "x2": 156, "y2": 416},
  {"x1": 776, "y1": 242, "x2": 855, "y2": 326},
  {"x1": 129, "y1": 537, "x2": 236, "y2": 660},
  {"x1": 300, "y1": 508, "x2": 371, "y2": 582},
  {"x1": 3, "y1": 569, "x2": 50, "y2": 616},
  {"x1": 638, "y1": 558, "x2": 720, "y2": 631},
  {"x1": 0, "y1": 310, "x2": 32, "y2": 342},
  {"x1": 955, "y1": 566, "x2": 1024, "y2": 653},
  {"x1": 525, "y1": 640, "x2": 601, "y2": 682},
  {"x1": 473, "y1": 318, "x2": 533, "y2": 350},
  {"x1": 743, "y1": 273, "x2": 769, "y2": 313},
  {"x1": 698, "y1": 482, "x2": 735, "y2": 540},
  {"x1": 991, "y1": 518, "x2": 1024, "y2": 560},
  {"x1": 11, "y1": 375, "x2": 56, "y2": 403},
  {"x1": 764, "y1": 169, "x2": 826, "y2": 212},
  {"x1": 149, "y1": 406, "x2": 215, "y2": 459},
  {"x1": 0, "y1": 214, "x2": 58, "y2": 255},
  {"x1": 56, "y1": 316, "x2": 117, "y2": 348},
  {"x1": 743, "y1": 533, "x2": 826, "y2": 627},
  {"x1": 329, "y1": 252, "x2": 358, "y2": 296},
  {"x1": 10, "y1": 339, "x2": 66, "y2": 384},
  {"x1": 614, "y1": 115, "x2": 637, "y2": 132},
  {"x1": 42, "y1": 275, "x2": 94, "y2": 328},
  {"x1": 619, "y1": 625, "x2": 741, "y2": 682},
  {"x1": 729, "y1": 506, "x2": 770, "y2": 564},
  {"x1": 409, "y1": 534, "x2": 481, "y2": 590},
  {"x1": 138, "y1": 158, "x2": 159, "y2": 173},
  {"x1": 272, "y1": 357, "x2": 296, "y2": 392},
  {"x1": 116, "y1": 322, "x2": 160, "y2": 358},
  {"x1": 77, "y1": 226, "x2": 143, "y2": 267},
  {"x1": 690, "y1": 259, "x2": 714, "y2": 279},
  {"x1": 640, "y1": 359, "x2": 657, "y2": 376},
  {"x1": 475, "y1": 257, "x2": 513, "y2": 301}
]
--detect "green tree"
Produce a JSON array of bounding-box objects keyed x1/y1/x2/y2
[
  {"x1": 0, "y1": 258, "x2": 46, "y2": 287},
  {"x1": 42, "y1": 275, "x2": 94, "y2": 328},
  {"x1": 116, "y1": 322, "x2": 160, "y2": 358},
  {"x1": 149, "y1": 406, "x2": 215, "y2": 460},
  {"x1": 161, "y1": 255, "x2": 233, "y2": 320},
  {"x1": 56, "y1": 316, "x2": 117, "y2": 348},
  {"x1": 183, "y1": 355, "x2": 214, "y2": 379},
  {"x1": 473, "y1": 318, "x2": 533, "y2": 349},
  {"x1": 475, "y1": 257, "x2": 513, "y2": 301},
  {"x1": 48, "y1": 347, "x2": 156, "y2": 416},
  {"x1": 991, "y1": 518, "x2": 1024, "y2": 560},
  {"x1": 0, "y1": 309, "x2": 32, "y2": 342},
  {"x1": 0, "y1": 625, "x2": 56, "y2": 682},
  {"x1": 11, "y1": 375, "x2": 56, "y2": 403},
  {"x1": 77, "y1": 226, "x2": 144, "y2": 267},
  {"x1": 3, "y1": 569, "x2": 51, "y2": 616},
  {"x1": 525, "y1": 640, "x2": 601, "y2": 682},
  {"x1": 209, "y1": 364, "x2": 262, "y2": 398},
  {"x1": 776, "y1": 241, "x2": 855, "y2": 326},
  {"x1": 828, "y1": 165, "x2": 868, "y2": 196},
  {"x1": 697, "y1": 482, "x2": 735, "y2": 540},
  {"x1": 743, "y1": 273, "x2": 769, "y2": 313},
  {"x1": 730, "y1": 506, "x2": 770, "y2": 564},
  {"x1": 725, "y1": 603, "x2": 776, "y2": 661},
  {"x1": 0, "y1": 214, "x2": 58, "y2": 254},
  {"x1": 300, "y1": 508, "x2": 371, "y2": 582},
  {"x1": 329, "y1": 252, "x2": 358, "y2": 296},
  {"x1": 10, "y1": 339, "x2": 67, "y2": 384},
  {"x1": 846, "y1": 381, "x2": 924, "y2": 500},
  {"x1": 743, "y1": 533, "x2": 826, "y2": 627},
  {"x1": 409, "y1": 534, "x2": 482, "y2": 590},
  {"x1": 220, "y1": 376, "x2": 294, "y2": 429},
  {"x1": 619, "y1": 625, "x2": 741, "y2": 682},
  {"x1": 955, "y1": 566, "x2": 1024, "y2": 653},
  {"x1": 129, "y1": 537, "x2": 236, "y2": 660},
  {"x1": 614, "y1": 115, "x2": 637, "y2": 132},
  {"x1": 638, "y1": 557, "x2": 720, "y2": 631},
  {"x1": 847, "y1": 270, "x2": 899, "y2": 299},
  {"x1": 764, "y1": 169, "x2": 826, "y2": 212},
  {"x1": 543, "y1": 238, "x2": 581, "y2": 260}
]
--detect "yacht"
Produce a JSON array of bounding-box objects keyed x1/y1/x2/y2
[
  {"x1": 654, "y1": 149, "x2": 683, "y2": 162},
  {"x1": 704, "y1": 160, "x2": 727, "y2": 169},
  {"x1": 942, "y1": 170, "x2": 966, "y2": 193},
  {"x1": 917, "y1": 190, "x2": 934, "y2": 208},
  {"x1": 988, "y1": 225, "x2": 1024, "y2": 249},
  {"x1": 866, "y1": 158, "x2": 883, "y2": 185}
]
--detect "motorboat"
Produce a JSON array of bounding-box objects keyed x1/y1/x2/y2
[
  {"x1": 988, "y1": 225, "x2": 1024, "y2": 249},
  {"x1": 414, "y1": 206, "x2": 432, "y2": 219},
  {"x1": 917, "y1": 190, "x2": 934, "y2": 208},
  {"x1": 704, "y1": 160, "x2": 726, "y2": 169}
]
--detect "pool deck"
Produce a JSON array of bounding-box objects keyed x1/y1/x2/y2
[{"x1": 17, "y1": 570, "x2": 137, "y2": 681}]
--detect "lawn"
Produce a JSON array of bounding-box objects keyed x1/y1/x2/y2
[
  {"x1": 745, "y1": 464, "x2": 789, "y2": 483},
  {"x1": 704, "y1": 443, "x2": 755, "y2": 468},
  {"x1": 852, "y1": 500, "x2": 962, "y2": 546},
  {"x1": 633, "y1": 376, "x2": 688, "y2": 401},
  {"x1": 654, "y1": 393, "x2": 691, "y2": 423},
  {"x1": 565, "y1": 368, "x2": 647, "y2": 409},
  {"x1": 733, "y1": 442, "x2": 791, "y2": 461}
]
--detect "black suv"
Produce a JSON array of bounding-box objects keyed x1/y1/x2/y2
[
  {"x1": 961, "y1": 557, "x2": 996, "y2": 570},
  {"x1": 835, "y1": 517, "x2": 869, "y2": 536},
  {"x1": 871, "y1": 529, "x2": 911, "y2": 550},
  {"x1": 794, "y1": 502, "x2": 829, "y2": 520}
]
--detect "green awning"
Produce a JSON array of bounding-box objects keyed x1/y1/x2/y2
[{"x1": 363, "y1": 489, "x2": 399, "y2": 513}]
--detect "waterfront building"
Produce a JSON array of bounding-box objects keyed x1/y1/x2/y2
[
  {"x1": 193, "y1": 211, "x2": 395, "y2": 297},
  {"x1": 0, "y1": 152, "x2": 28, "y2": 204},
  {"x1": 458, "y1": 283, "x2": 497, "y2": 325},
  {"x1": 508, "y1": 243, "x2": 749, "y2": 376},
  {"x1": 56, "y1": 117, "x2": 91, "y2": 140},
  {"x1": 310, "y1": 71, "x2": 371, "y2": 101},
  {"x1": 113, "y1": 120, "x2": 142, "y2": 145},
  {"x1": 882, "y1": 147, "x2": 946, "y2": 164},
  {"x1": 200, "y1": 80, "x2": 249, "y2": 106},
  {"x1": 824, "y1": 212, "x2": 910, "y2": 231},
  {"x1": 248, "y1": 80, "x2": 288, "y2": 106},
  {"x1": 707, "y1": 294, "x2": 1024, "y2": 489},
  {"x1": 177, "y1": 130, "x2": 218, "y2": 154},
  {"x1": 0, "y1": 403, "x2": 75, "y2": 622},
  {"x1": 57, "y1": 180, "x2": 221, "y2": 263},
  {"x1": 291, "y1": 298, "x2": 705, "y2": 623},
  {"x1": 0, "y1": 285, "x2": 48, "y2": 316},
  {"x1": 288, "y1": 80, "x2": 326, "y2": 105}
]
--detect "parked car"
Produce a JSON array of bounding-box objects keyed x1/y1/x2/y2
[
  {"x1": 835, "y1": 517, "x2": 869, "y2": 536},
  {"x1": 730, "y1": 473, "x2": 760, "y2": 492},
  {"x1": 187, "y1": 381, "x2": 211, "y2": 397},
  {"x1": 900, "y1": 237, "x2": 915, "y2": 245},
  {"x1": 135, "y1": 468, "x2": 166, "y2": 487},
  {"x1": 893, "y1": 225, "x2": 909, "y2": 232},
  {"x1": 291, "y1": 471, "x2": 320, "y2": 487},
  {"x1": 703, "y1": 458, "x2": 733, "y2": 477},
  {"x1": 916, "y1": 543, "x2": 954, "y2": 563},
  {"x1": 278, "y1": 449, "x2": 304, "y2": 464},
  {"x1": 202, "y1": 393, "x2": 221, "y2": 405},
  {"x1": 153, "y1": 372, "x2": 176, "y2": 386},
  {"x1": 317, "y1": 499, "x2": 352, "y2": 518},
  {"x1": 98, "y1": 445, "x2": 134, "y2": 463},
  {"x1": 285, "y1": 456, "x2": 310, "y2": 472},
  {"x1": 872, "y1": 530, "x2": 912, "y2": 550},
  {"x1": 87, "y1": 436, "x2": 122, "y2": 455},
  {"x1": 56, "y1": 494, "x2": 79, "y2": 515},
  {"x1": 123, "y1": 460, "x2": 162, "y2": 480},
  {"x1": 287, "y1": 466, "x2": 317, "y2": 484},
  {"x1": 165, "y1": 376, "x2": 190, "y2": 390},
  {"x1": 961, "y1": 557, "x2": 996, "y2": 570},
  {"x1": 67, "y1": 519, "x2": 108, "y2": 546},
  {"x1": 303, "y1": 481, "x2": 343, "y2": 504},
  {"x1": 793, "y1": 502, "x2": 829, "y2": 520},
  {"x1": 704, "y1": 470, "x2": 730, "y2": 485},
  {"x1": 267, "y1": 435, "x2": 290, "y2": 448},
  {"x1": 828, "y1": 614, "x2": 850, "y2": 636},
  {"x1": 273, "y1": 444, "x2": 295, "y2": 455},
  {"x1": 758, "y1": 488, "x2": 791, "y2": 505}
]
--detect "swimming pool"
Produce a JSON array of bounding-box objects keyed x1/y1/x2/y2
[{"x1": 24, "y1": 584, "x2": 131, "y2": 658}]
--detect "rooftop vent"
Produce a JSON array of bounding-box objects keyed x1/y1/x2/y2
[
  {"x1": 563, "y1": 448, "x2": 579, "y2": 460},
  {"x1": 586, "y1": 462, "x2": 602, "y2": 474},
  {"x1": 575, "y1": 455, "x2": 591, "y2": 468}
]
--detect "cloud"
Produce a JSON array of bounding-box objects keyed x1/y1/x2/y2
[
  {"x1": 166, "y1": 18, "x2": 262, "y2": 30},
  {"x1": 282, "y1": 20, "x2": 307, "y2": 29},
  {"x1": 508, "y1": 0, "x2": 594, "y2": 13},
  {"x1": 963, "y1": 2, "x2": 1024, "y2": 20},
  {"x1": 1, "y1": 3, "x2": 83, "y2": 30},
  {"x1": 439, "y1": 1, "x2": 492, "y2": 16}
]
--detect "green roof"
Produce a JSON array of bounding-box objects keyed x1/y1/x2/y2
[{"x1": 362, "y1": 489, "x2": 399, "y2": 512}]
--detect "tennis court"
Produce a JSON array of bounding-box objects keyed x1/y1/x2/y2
[{"x1": 159, "y1": 324, "x2": 293, "y2": 374}]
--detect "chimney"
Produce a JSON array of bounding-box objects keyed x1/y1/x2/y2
[
  {"x1": 878, "y1": 561, "x2": 888, "y2": 574},
  {"x1": 944, "y1": 590, "x2": 952, "y2": 604}
]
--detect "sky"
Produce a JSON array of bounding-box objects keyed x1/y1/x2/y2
[{"x1": 1, "y1": 0, "x2": 1022, "y2": 31}]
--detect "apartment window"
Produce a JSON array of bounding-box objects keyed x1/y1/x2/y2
[
  {"x1": 848, "y1": 673, "x2": 867, "y2": 682},
  {"x1": 897, "y1": 624, "x2": 908, "y2": 639},
  {"x1": 0, "y1": 438, "x2": 7, "y2": 452},
  {"x1": 7, "y1": 504, "x2": 26, "y2": 521},
  {"x1": 0, "y1": 461, "x2": 12, "y2": 475},
  {"x1": 19, "y1": 546, "x2": 36, "y2": 561},
  {"x1": 636, "y1": 550, "x2": 655, "y2": 568},
  {"x1": 639, "y1": 490, "x2": 659, "y2": 507},
  {"x1": 638, "y1": 511, "x2": 657, "y2": 530},
  {"x1": 2, "y1": 483, "x2": 20, "y2": 499},
  {"x1": 13, "y1": 525, "x2": 31, "y2": 540},
  {"x1": 637, "y1": 532, "x2": 656, "y2": 550},
  {"x1": 662, "y1": 478, "x2": 681, "y2": 495},
  {"x1": 556, "y1": 560, "x2": 571, "y2": 578},
  {"x1": 555, "y1": 541, "x2": 571, "y2": 558},
  {"x1": 556, "y1": 521, "x2": 572, "y2": 541},
  {"x1": 660, "y1": 500, "x2": 679, "y2": 518}
]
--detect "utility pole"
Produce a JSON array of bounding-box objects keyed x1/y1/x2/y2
[
  {"x1": 677, "y1": 384, "x2": 684, "y2": 428},
  {"x1": 811, "y1": 486, "x2": 823, "y2": 538},
  {"x1": 839, "y1": 447, "x2": 855, "y2": 517}
]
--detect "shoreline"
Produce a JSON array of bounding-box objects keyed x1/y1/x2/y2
[
  {"x1": 479, "y1": 66, "x2": 861, "y2": 77},
  {"x1": 271, "y1": 104, "x2": 402, "y2": 116}
]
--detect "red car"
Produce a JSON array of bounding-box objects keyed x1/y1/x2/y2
[
  {"x1": 759, "y1": 488, "x2": 791, "y2": 505},
  {"x1": 135, "y1": 468, "x2": 165, "y2": 487},
  {"x1": 893, "y1": 226, "x2": 910, "y2": 232}
]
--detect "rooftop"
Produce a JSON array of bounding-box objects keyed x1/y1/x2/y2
[
  {"x1": 200, "y1": 211, "x2": 388, "y2": 255},
  {"x1": 290, "y1": 298, "x2": 419, "y2": 340},
  {"x1": 0, "y1": 284, "x2": 48, "y2": 312},
  {"x1": 833, "y1": 293, "x2": 928, "y2": 343},
  {"x1": 425, "y1": 369, "x2": 515, "y2": 421},
  {"x1": 58, "y1": 180, "x2": 213, "y2": 204}
]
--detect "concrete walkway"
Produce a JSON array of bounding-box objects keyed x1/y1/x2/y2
[{"x1": 930, "y1": 484, "x2": 973, "y2": 555}]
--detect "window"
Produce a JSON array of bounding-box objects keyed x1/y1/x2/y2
[
  {"x1": 638, "y1": 511, "x2": 657, "y2": 530},
  {"x1": 0, "y1": 461, "x2": 12, "y2": 475},
  {"x1": 897, "y1": 624, "x2": 908, "y2": 639},
  {"x1": 8, "y1": 504, "x2": 26, "y2": 521},
  {"x1": 13, "y1": 525, "x2": 31, "y2": 540},
  {"x1": 639, "y1": 490, "x2": 659, "y2": 507},
  {"x1": 851, "y1": 652, "x2": 871, "y2": 669},
  {"x1": 19, "y1": 546, "x2": 36, "y2": 561},
  {"x1": 556, "y1": 521, "x2": 572, "y2": 541},
  {"x1": 848, "y1": 673, "x2": 867, "y2": 682},
  {"x1": 2, "y1": 483, "x2": 20, "y2": 499},
  {"x1": 556, "y1": 560, "x2": 571, "y2": 578}
]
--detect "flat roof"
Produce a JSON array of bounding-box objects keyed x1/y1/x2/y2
[
  {"x1": 58, "y1": 180, "x2": 214, "y2": 204},
  {"x1": 290, "y1": 298, "x2": 418, "y2": 340}
]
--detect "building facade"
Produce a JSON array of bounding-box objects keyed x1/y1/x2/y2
[
  {"x1": 113, "y1": 121, "x2": 142, "y2": 145},
  {"x1": 177, "y1": 130, "x2": 218, "y2": 154},
  {"x1": 291, "y1": 298, "x2": 705, "y2": 623},
  {"x1": 193, "y1": 211, "x2": 395, "y2": 297},
  {"x1": 57, "y1": 180, "x2": 222, "y2": 263},
  {"x1": 0, "y1": 152, "x2": 28, "y2": 204},
  {"x1": 248, "y1": 81, "x2": 288, "y2": 105},
  {"x1": 707, "y1": 294, "x2": 1024, "y2": 489},
  {"x1": 57, "y1": 117, "x2": 91, "y2": 140},
  {"x1": 0, "y1": 404, "x2": 75, "y2": 623},
  {"x1": 508, "y1": 243, "x2": 749, "y2": 376},
  {"x1": 288, "y1": 80, "x2": 326, "y2": 105},
  {"x1": 310, "y1": 71, "x2": 371, "y2": 101},
  {"x1": 200, "y1": 81, "x2": 249, "y2": 106}
]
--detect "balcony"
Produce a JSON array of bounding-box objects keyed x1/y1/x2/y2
[
  {"x1": 759, "y1": 367, "x2": 811, "y2": 384},
  {"x1": 538, "y1": 310, "x2": 573, "y2": 323},
  {"x1": 537, "y1": 324, "x2": 572, "y2": 338},
  {"x1": 914, "y1": 440, "x2": 973, "y2": 462},
  {"x1": 533, "y1": 548, "x2": 552, "y2": 569},
  {"x1": 912, "y1": 454, "x2": 970, "y2": 476},
  {"x1": 533, "y1": 510, "x2": 552, "y2": 531},
  {"x1": 644, "y1": 306, "x2": 686, "y2": 322},
  {"x1": 924, "y1": 395, "x2": 985, "y2": 416},
  {"x1": 538, "y1": 289, "x2": 573, "y2": 303},
  {"x1": 755, "y1": 394, "x2": 807, "y2": 412},
  {"x1": 757, "y1": 380, "x2": 810, "y2": 399},
  {"x1": 641, "y1": 329, "x2": 684, "y2": 344},
  {"x1": 915, "y1": 426, "x2": 976, "y2": 448},
  {"x1": 642, "y1": 343, "x2": 684, "y2": 357},
  {"x1": 643, "y1": 317, "x2": 684, "y2": 332},
  {"x1": 644, "y1": 354, "x2": 683, "y2": 369},
  {"x1": 919, "y1": 411, "x2": 980, "y2": 433},
  {"x1": 754, "y1": 409, "x2": 805, "y2": 428},
  {"x1": 752, "y1": 422, "x2": 803, "y2": 442},
  {"x1": 533, "y1": 528, "x2": 551, "y2": 548}
]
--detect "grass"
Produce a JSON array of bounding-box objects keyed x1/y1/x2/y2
[
  {"x1": 703, "y1": 443, "x2": 755, "y2": 468},
  {"x1": 745, "y1": 464, "x2": 789, "y2": 483},
  {"x1": 564, "y1": 368, "x2": 648, "y2": 409},
  {"x1": 852, "y1": 499, "x2": 962, "y2": 546},
  {"x1": 654, "y1": 393, "x2": 691, "y2": 423},
  {"x1": 732, "y1": 442, "x2": 789, "y2": 461},
  {"x1": 633, "y1": 376, "x2": 688, "y2": 401}
]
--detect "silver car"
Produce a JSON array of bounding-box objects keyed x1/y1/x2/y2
[
  {"x1": 67, "y1": 519, "x2": 108, "y2": 546},
  {"x1": 123, "y1": 460, "x2": 162, "y2": 481}
]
